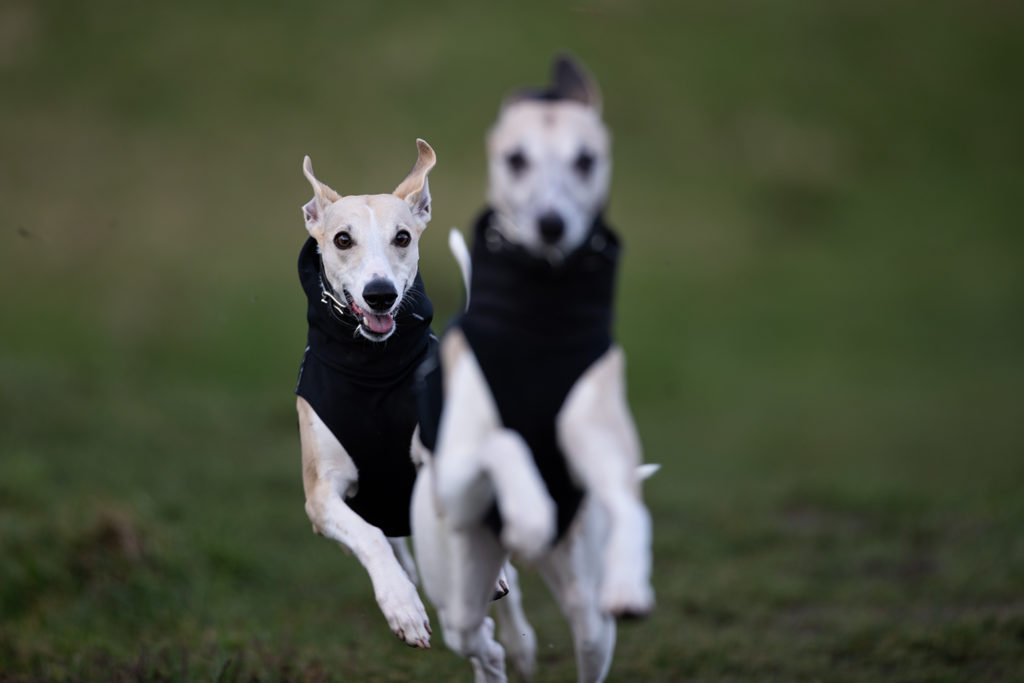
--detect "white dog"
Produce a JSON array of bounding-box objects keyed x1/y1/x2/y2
[
  {"x1": 294, "y1": 140, "x2": 437, "y2": 648},
  {"x1": 412, "y1": 57, "x2": 655, "y2": 682}
]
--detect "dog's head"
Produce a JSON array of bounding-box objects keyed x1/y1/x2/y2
[
  {"x1": 301, "y1": 139, "x2": 435, "y2": 342},
  {"x1": 486, "y1": 55, "x2": 610, "y2": 262}
]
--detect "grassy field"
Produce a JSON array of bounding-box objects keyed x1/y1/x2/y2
[{"x1": 2, "y1": 1, "x2": 1023, "y2": 680}]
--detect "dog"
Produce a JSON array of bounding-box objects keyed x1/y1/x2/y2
[
  {"x1": 411, "y1": 56, "x2": 656, "y2": 682},
  {"x1": 294, "y1": 140, "x2": 536, "y2": 661},
  {"x1": 294, "y1": 140, "x2": 437, "y2": 648}
]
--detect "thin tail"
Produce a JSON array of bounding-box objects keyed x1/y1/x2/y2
[
  {"x1": 449, "y1": 228, "x2": 471, "y2": 310},
  {"x1": 636, "y1": 463, "x2": 661, "y2": 481}
]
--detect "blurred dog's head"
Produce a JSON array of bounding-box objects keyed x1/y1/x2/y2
[
  {"x1": 301, "y1": 139, "x2": 435, "y2": 341},
  {"x1": 486, "y1": 55, "x2": 610, "y2": 262}
]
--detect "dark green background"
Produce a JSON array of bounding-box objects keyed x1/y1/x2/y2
[{"x1": 2, "y1": 1, "x2": 1022, "y2": 680}]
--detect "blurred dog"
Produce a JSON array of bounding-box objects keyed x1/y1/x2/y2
[
  {"x1": 412, "y1": 57, "x2": 656, "y2": 682},
  {"x1": 294, "y1": 140, "x2": 437, "y2": 648}
]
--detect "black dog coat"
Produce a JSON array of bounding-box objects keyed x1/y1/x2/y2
[
  {"x1": 295, "y1": 237, "x2": 436, "y2": 538},
  {"x1": 424, "y1": 209, "x2": 621, "y2": 540}
]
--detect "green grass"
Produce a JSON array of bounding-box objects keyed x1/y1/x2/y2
[{"x1": 2, "y1": 0, "x2": 1023, "y2": 680}]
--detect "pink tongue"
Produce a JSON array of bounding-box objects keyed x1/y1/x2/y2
[{"x1": 364, "y1": 313, "x2": 395, "y2": 334}]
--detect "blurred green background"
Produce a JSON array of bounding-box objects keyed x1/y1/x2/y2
[{"x1": 2, "y1": 1, "x2": 1022, "y2": 680}]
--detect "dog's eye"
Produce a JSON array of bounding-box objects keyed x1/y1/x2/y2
[
  {"x1": 574, "y1": 150, "x2": 595, "y2": 178},
  {"x1": 506, "y1": 150, "x2": 529, "y2": 177},
  {"x1": 333, "y1": 231, "x2": 353, "y2": 250},
  {"x1": 393, "y1": 230, "x2": 411, "y2": 248}
]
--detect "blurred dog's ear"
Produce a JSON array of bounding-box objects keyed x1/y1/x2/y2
[
  {"x1": 394, "y1": 139, "x2": 436, "y2": 224},
  {"x1": 551, "y1": 54, "x2": 602, "y2": 112},
  {"x1": 499, "y1": 54, "x2": 603, "y2": 113},
  {"x1": 301, "y1": 156, "x2": 341, "y2": 238}
]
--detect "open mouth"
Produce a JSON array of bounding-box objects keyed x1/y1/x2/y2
[{"x1": 344, "y1": 290, "x2": 396, "y2": 339}]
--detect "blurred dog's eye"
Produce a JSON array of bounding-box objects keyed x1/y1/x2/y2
[
  {"x1": 506, "y1": 149, "x2": 529, "y2": 176},
  {"x1": 393, "y1": 230, "x2": 411, "y2": 248},
  {"x1": 574, "y1": 150, "x2": 595, "y2": 178},
  {"x1": 333, "y1": 231, "x2": 353, "y2": 250}
]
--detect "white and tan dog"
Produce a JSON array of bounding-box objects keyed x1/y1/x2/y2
[
  {"x1": 294, "y1": 140, "x2": 437, "y2": 648},
  {"x1": 412, "y1": 57, "x2": 655, "y2": 682},
  {"x1": 294, "y1": 141, "x2": 535, "y2": 661}
]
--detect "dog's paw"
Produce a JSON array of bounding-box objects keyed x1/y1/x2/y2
[
  {"x1": 376, "y1": 578, "x2": 432, "y2": 648},
  {"x1": 600, "y1": 567, "x2": 654, "y2": 619},
  {"x1": 500, "y1": 497, "x2": 555, "y2": 561}
]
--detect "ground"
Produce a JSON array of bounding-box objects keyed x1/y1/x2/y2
[{"x1": 1, "y1": 1, "x2": 1022, "y2": 680}]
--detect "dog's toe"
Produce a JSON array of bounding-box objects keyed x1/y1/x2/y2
[
  {"x1": 377, "y1": 579, "x2": 432, "y2": 648},
  {"x1": 491, "y1": 578, "x2": 510, "y2": 601}
]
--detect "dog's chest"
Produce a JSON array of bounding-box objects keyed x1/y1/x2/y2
[
  {"x1": 296, "y1": 351, "x2": 424, "y2": 537},
  {"x1": 453, "y1": 210, "x2": 621, "y2": 537},
  {"x1": 295, "y1": 237, "x2": 435, "y2": 537}
]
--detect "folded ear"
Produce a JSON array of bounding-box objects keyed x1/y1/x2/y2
[
  {"x1": 393, "y1": 139, "x2": 436, "y2": 224},
  {"x1": 301, "y1": 155, "x2": 341, "y2": 238},
  {"x1": 551, "y1": 53, "x2": 602, "y2": 113}
]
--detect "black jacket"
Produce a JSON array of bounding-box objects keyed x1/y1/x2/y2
[
  {"x1": 295, "y1": 237, "x2": 436, "y2": 537},
  {"x1": 444, "y1": 209, "x2": 621, "y2": 539}
]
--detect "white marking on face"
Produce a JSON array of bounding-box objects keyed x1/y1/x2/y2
[
  {"x1": 487, "y1": 100, "x2": 611, "y2": 259},
  {"x1": 318, "y1": 194, "x2": 424, "y2": 339},
  {"x1": 301, "y1": 140, "x2": 434, "y2": 341}
]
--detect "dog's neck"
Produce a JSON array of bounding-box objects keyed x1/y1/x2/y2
[
  {"x1": 298, "y1": 237, "x2": 434, "y2": 380},
  {"x1": 462, "y1": 208, "x2": 619, "y2": 349}
]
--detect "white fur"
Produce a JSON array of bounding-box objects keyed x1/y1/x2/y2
[{"x1": 487, "y1": 101, "x2": 610, "y2": 262}]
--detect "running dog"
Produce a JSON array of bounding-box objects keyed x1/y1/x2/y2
[
  {"x1": 412, "y1": 57, "x2": 656, "y2": 682},
  {"x1": 294, "y1": 141, "x2": 535, "y2": 661},
  {"x1": 294, "y1": 140, "x2": 437, "y2": 648}
]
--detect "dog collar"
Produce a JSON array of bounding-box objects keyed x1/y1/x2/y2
[
  {"x1": 317, "y1": 252, "x2": 355, "y2": 329},
  {"x1": 297, "y1": 237, "x2": 435, "y2": 377},
  {"x1": 480, "y1": 209, "x2": 615, "y2": 267}
]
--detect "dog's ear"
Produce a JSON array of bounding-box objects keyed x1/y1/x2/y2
[
  {"x1": 393, "y1": 139, "x2": 436, "y2": 224},
  {"x1": 551, "y1": 54, "x2": 602, "y2": 113},
  {"x1": 301, "y1": 155, "x2": 341, "y2": 238}
]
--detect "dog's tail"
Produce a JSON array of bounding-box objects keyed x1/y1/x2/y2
[
  {"x1": 449, "y1": 228, "x2": 471, "y2": 310},
  {"x1": 637, "y1": 463, "x2": 661, "y2": 481}
]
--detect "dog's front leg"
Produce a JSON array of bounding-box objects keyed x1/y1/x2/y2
[
  {"x1": 434, "y1": 331, "x2": 555, "y2": 554},
  {"x1": 556, "y1": 347, "x2": 654, "y2": 618},
  {"x1": 493, "y1": 560, "x2": 537, "y2": 681},
  {"x1": 298, "y1": 397, "x2": 431, "y2": 648}
]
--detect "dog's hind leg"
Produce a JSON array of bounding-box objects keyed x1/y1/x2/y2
[
  {"x1": 493, "y1": 560, "x2": 537, "y2": 681},
  {"x1": 537, "y1": 501, "x2": 616, "y2": 683},
  {"x1": 440, "y1": 527, "x2": 510, "y2": 683},
  {"x1": 556, "y1": 347, "x2": 654, "y2": 618},
  {"x1": 413, "y1": 452, "x2": 510, "y2": 682}
]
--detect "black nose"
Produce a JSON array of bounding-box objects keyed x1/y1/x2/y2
[
  {"x1": 362, "y1": 278, "x2": 398, "y2": 312},
  {"x1": 538, "y1": 212, "x2": 565, "y2": 244}
]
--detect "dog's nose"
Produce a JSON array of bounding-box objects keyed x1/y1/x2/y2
[
  {"x1": 538, "y1": 212, "x2": 565, "y2": 244},
  {"x1": 362, "y1": 278, "x2": 398, "y2": 312}
]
